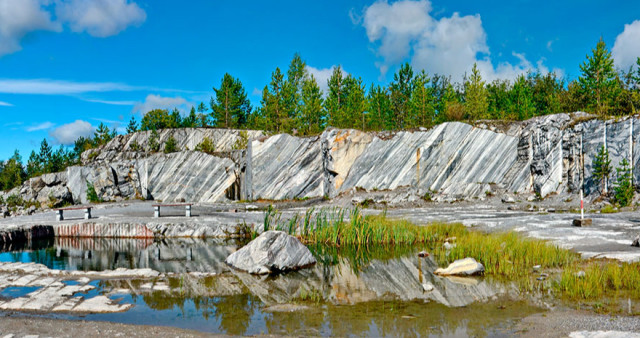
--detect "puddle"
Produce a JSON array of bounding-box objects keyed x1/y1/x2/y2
[
  {"x1": 0, "y1": 286, "x2": 41, "y2": 298},
  {"x1": 0, "y1": 237, "x2": 544, "y2": 336}
]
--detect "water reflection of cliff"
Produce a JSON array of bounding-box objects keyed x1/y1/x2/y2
[{"x1": 48, "y1": 238, "x2": 243, "y2": 273}]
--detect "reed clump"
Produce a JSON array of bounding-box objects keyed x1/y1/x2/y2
[
  {"x1": 435, "y1": 231, "x2": 579, "y2": 278},
  {"x1": 557, "y1": 261, "x2": 640, "y2": 301}
]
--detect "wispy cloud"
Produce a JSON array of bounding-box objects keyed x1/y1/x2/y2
[
  {"x1": 0, "y1": 79, "x2": 137, "y2": 95},
  {"x1": 0, "y1": 100, "x2": 13, "y2": 106},
  {"x1": 0, "y1": 78, "x2": 205, "y2": 97},
  {"x1": 82, "y1": 98, "x2": 137, "y2": 105},
  {"x1": 26, "y1": 121, "x2": 55, "y2": 132},
  {"x1": 91, "y1": 117, "x2": 122, "y2": 124}
]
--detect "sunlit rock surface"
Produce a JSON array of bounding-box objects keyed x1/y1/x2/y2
[
  {"x1": 225, "y1": 231, "x2": 316, "y2": 274},
  {"x1": 4, "y1": 113, "x2": 639, "y2": 204}
]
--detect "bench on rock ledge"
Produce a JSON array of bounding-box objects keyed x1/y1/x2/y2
[
  {"x1": 54, "y1": 206, "x2": 92, "y2": 221},
  {"x1": 152, "y1": 203, "x2": 193, "y2": 218}
]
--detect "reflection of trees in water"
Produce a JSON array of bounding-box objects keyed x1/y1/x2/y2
[
  {"x1": 213, "y1": 294, "x2": 258, "y2": 335},
  {"x1": 309, "y1": 243, "x2": 421, "y2": 273}
]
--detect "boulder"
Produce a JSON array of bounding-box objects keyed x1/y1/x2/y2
[
  {"x1": 225, "y1": 231, "x2": 316, "y2": 274},
  {"x1": 42, "y1": 172, "x2": 67, "y2": 186},
  {"x1": 36, "y1": 185, "x2": 73, "y2": 208},
  {"x1": 501, "y1": 195, "x2": 516, "y2": 204},
  {"x1": 434, "y1": 257, "x2": 485, "y2": 276}
]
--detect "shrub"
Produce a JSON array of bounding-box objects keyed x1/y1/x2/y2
[
  {"x1": 232, "y1": 131, "x2": 249, "y2": 150},
  {"x1": 86, "y1": 181, "x2": 102, "y2": 203},
  {"x1": 195, "y1": 136, "x2": 216, "y2": 154},
  {"x1": 164, "y1": 135, "x2": 179, "y2": 153},
  {"x1": 6, "y1": 194, "x2": 24, "y2": 208},
  {"x1": 148, "y1": 130, "x2": 160, "y2": 152},
  {"x1": 130, "y1": 140, "x2": 142, "y2": 152},
  {"x1": 445, "y1": 102, "x2": 465, "y2": 121}
]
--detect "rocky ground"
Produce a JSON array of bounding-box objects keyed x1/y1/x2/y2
[{"x1": 0, "y1": 315, "x2": 219, "y2": 337}]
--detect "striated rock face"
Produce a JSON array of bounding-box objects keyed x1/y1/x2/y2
[
  {"x1": 81, "y1": 128, "x2": 264, "y2": 164},
  {"x1": 4, "y1": 113, "x2": 640, "y2": 205},
  {"x1": 225, "y1": 231, "x2": 316, "y2": 274},
  {"x1": 252, "y1": 134, "x2": 325, "y2": 200}
]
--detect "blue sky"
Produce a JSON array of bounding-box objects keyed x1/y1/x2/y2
[{"x1": 1, "y1": 0, "x2": 640, "y2": 160}]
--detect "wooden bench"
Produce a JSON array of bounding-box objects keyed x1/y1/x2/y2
[
  {"x1": 54, "y1": 206, "x2": 92, "y2": 221},
  {"x1": 152, "y1": 203, "x2": 193, "y2": 218}
]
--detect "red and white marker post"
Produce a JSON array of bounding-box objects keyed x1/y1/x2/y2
[{"x1": 580, "y1": 189, "x2": 584, "y2": 220}]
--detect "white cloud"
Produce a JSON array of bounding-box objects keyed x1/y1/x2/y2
[
  {"x1": 55, "y1": 0, "x2": 146, "y2": 38},
  {"x1": 26, "y1": 121, "x2": 55, "y2": 131},
  {"x1": 0, "y1": 0, "x2": 145, "y2": 57},
  {"x1": 360, "y1": 0, "x2": 555, "y2": 81},
  {"x1": 612, "y1": 20, "x2": 640, "y2": 71},
  {"x1": 133, "y1": 94, "x2": 190, "y2": 115},
  {"x1": 251, "y1": 87, "x2": 262, "y2": 97},
  {"x1": 0, "y1": 0, "x2": 61, "y2": 56},
  {"x1": 0, "y1": 100, "x2": 13, "y2": 106},
  {"x1": 48, "y1": 119, "x2": 94, "y2": 144}
]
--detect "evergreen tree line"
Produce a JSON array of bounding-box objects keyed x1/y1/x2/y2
[
  {"x1": 129, "y1": 39, "x2": 640, "y2": 136},
  {"x1": 2, "y1": 38, "x2": 640, "y2": 192},
  {"x1": 0, "y1": 123, "x2": 116, "y2": 191}
]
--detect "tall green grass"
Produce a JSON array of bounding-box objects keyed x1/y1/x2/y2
[
  {"x1": 434, "y1": 231, "x2": 578, "y2": 278},
  {"x1": 557, "y1": 261, "x2": 640, "y2": 301},
  {"x1": 258, "y1": 206, "x2": 466, "y2": 246}
]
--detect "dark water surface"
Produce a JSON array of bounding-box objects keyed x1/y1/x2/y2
[{"x1": 0, "y1": 238, "x2": 542, "y2": 336}]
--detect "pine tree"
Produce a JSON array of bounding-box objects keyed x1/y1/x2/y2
[
  {"x1": 126, "y1": 116, "x2": 138, "y2": 134},
  {"x1": 283, "y1": 54, "x2": 306, "y2": 131},
  {"x1": 487, "y1": 79, "x2": 511, "y2": 120},
  {"x1": 593, "y1": 145, "x2": 612, "y2": 195},
  {"x1": 38, "y1": 139, "x2": 52, "y2": 172},
  {"x1": 0, "y1": 150, "x2": 25, "y2": 191},
  {"x1": 408, "y1": 70, "x2": 435, "y2": 128},
  {"x1": 183, "y1": 106, "x2": 197, "y2": 128},
  {"x1": 614, "y1": 158, "x2": 634, "y2": 207},
  {"x1": 94, "y1": 123, "x2": 115, "y2": 146},
  {"x1": 510, "y1": 74, "x2": 535, "y2": 120},
  {"x1": 260, "y1": 68, "x2": 287, "y2": 132},
  {"x1": 389, "y1": 63, "x2": 414, "y2": 129},
  {"x1": 531, "y1": 72, "x2": 564, "y2": 116},
  {"x1": 366, "y1": 84, "x2": 391, "y2": 131},
  {"x1": 211, "y1": 73, "x2": 252, "y2": 128},
  {"x1": 324, "y1": 66, "x2": 345, "y2": 127},
  {"x1": 342, "y1": 75, "x2": 367, "y2": 129},
  {"x1": 26, "y1": 150, "x2": 41, "y2": 178},
  {"x1": 300, "y1": 74, "x2": 325, "y2": 135},
  {"x1": 578, "y1": 38, "x2": 620, "y2": 116},
  {"x1": 464, "y1": 63, "x2": 488, "y2": 121}
]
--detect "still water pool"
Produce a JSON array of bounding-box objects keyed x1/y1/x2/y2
[{"x1": 0, "y1": 238, "x2": 542, "y2": 336}]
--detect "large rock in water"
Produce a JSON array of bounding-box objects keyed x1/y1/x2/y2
[
  {"x1": 225, "y1": 231, "x2": 316, "y2": 274},
  {"x1": 434, "y1": 257, "x2": 485, "y2": 276}
]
